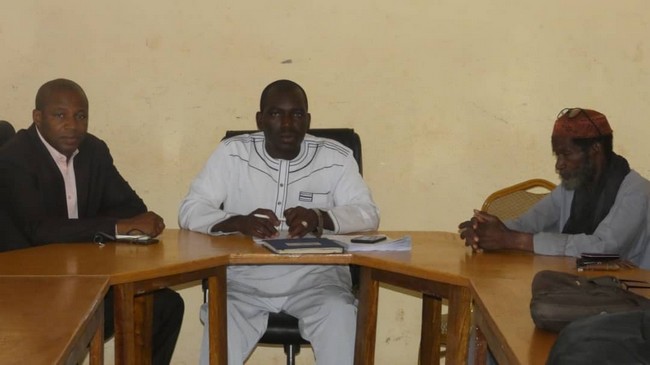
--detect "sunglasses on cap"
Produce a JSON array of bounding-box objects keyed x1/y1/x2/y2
[{"x1": 556, "y1": 108, "x2": 603, "y2": 137}]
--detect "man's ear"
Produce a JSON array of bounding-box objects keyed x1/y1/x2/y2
[
  {"x1": 33, "y1": 109, "x2": 42, "y2": 127},
  {"x1": 305, "y1": 113, "x2": 311, "y2": 130},
  {"x1": 255, "y1": 111, "x2": 263, "y2": 130},
  {"x1": 590, "y1": 141, "x2": 602, "y2": 156}
]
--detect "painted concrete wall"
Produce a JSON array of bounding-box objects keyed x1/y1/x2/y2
[{"x1": 3, "y1": 1, "x2": 650, "y2": 364}]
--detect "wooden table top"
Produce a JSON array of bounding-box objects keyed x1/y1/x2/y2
[
  {"x1": 0, "y1": 230, "x2": 471, "y2": 281},
  {"x1": 2, "y1": 229, "x2": 648, "y2": 365},
  {"x1": 350, "y1": 232, "x2": 650, "y2": 364},
  {"x1": 467, "y1": 251, "x2": 650, "y2": 365},
  {"x1": 0, "y1": 230, "x2": 234, "y2": 284},
  {"x1": 0, "y1": 275, "x2": 109, "y2": 365}
]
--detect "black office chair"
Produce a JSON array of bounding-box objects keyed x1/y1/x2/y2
[
  {"x1": 0, "y1": 120, "x2": 30, "y2": 252},
  {"x1": 223, "y1": 128, "x2": 362, "y2": 174},
  {"x1": 204, "y1": 128, "x2": 363, "y2": 365},
  {"x1": 0, "y1": 120, "x2": 16, "y2": 147}
]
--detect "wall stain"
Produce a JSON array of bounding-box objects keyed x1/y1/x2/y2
[
  {"x1": 633, "y1": 43, "x2": 644, "y2": 63},
  {"x1": 395, "y1": 308, "x2": 405, "y2": 322},
  {"x1": 384, "y1": 335, "x2": 406, "y2": 344},
  {"x1": 470, "y1": 102, "x2": 511, "y2": 125},
  {"x1": 146, "y1": 36, "x2": 161, "y2": 50}
]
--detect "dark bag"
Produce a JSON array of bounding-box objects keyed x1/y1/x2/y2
[
  {"x1": 547, "y1": 309, "x2": 650, "y2": 365},
  {"x1": 530, "y1": 270, "x2": 650, "y2": 332}
]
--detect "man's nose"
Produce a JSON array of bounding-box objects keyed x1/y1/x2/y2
[
  {"x1": 555, "y1": 156, "x2": 565, "y2": 171},
  {"x1": 281, "y1": 113, "x2": 292, "y2": 126},
  {"x1": 63, "y1": 116, "x2": 80, "y2": 130},
  {"x1": 63, "y1": 117, "x2": 74, "y2": 129}
]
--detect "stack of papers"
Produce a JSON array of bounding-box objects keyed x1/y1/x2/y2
[{"x1": 326, "y1": 235, "x2": 412, "y2": 252}]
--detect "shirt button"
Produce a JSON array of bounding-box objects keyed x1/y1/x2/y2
[
  {"x1": 277, "y1": 202, "x2": 281, "y2": 205},
  {"x1": 280, "y1": 183, "x2": 284, "y2": 187}
]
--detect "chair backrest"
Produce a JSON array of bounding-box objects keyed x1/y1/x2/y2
[
  {"x1": 0, "y1": 120, "x2": 16, "y2": 147},
  {"x1": 223, "y1": 128, "x2": 363, "y2": 175},
  {"x1": 481, "y1": 178, "x2": 556, "y2": 221}
]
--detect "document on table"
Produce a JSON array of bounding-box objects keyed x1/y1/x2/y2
[
  {"x1": 259, "y1": 237, "x2": 344, "y2": 254},
  {"x1": 253, "y1": 232, "x2": 411, "y2": 252},
  {"x1": 326, "y1": 234, "x2": 412, "y2": 252}
]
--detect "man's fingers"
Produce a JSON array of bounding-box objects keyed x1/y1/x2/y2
[{"x1": 474, "y1": 210, "x2": 498, "y2": 223}]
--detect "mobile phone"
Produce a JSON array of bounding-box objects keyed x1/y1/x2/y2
[
  {"x1": 93, "y1": 232, "x2": 159, "y2": 245},
  {"x1": 123, "y1": 237, "x2": 159, "y2": 245},
  {"x1": 116, "y1": 235, "x2": 159, "y2": 245},
  {"x1": 350, "y1": 235, "x2": 387, "y2": 244},
  {"x1": 580, "y1": 252, "x2": 620, "y2": 261}
]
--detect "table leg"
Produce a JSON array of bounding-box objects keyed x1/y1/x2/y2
[
  {"x1": 89, "y1": 300, "x2": 105, "y2": 365},
  {"x1": 208, "y1": 266, "x2": 228, "y2": 365},
  {"x1": 134, "y1": 293, "x2": 153, "y2": 365},
  {"x1": 354, "y1": 267, "x2": 379, "y2": 365},
  {"x1": 445, "y1": 286, "x2": 472, "y2": 365},
  {"x1": 113, "y1": 283, "x2": 136, "y2": 365},
  {"x1": 419, "y1": 294, "x2": 443, "y2": 365},
  {"x1": 113, "y1": 285, "x2": 154, "y2": 365}
]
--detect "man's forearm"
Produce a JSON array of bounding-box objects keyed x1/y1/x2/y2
[
  {"x1": 505, "y1": 231, "x2": 534, "y2": 252},
  {"x1": 210, "y1": 215, "x2": 243, "y2": 233}
]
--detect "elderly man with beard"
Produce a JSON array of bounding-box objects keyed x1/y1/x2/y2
[{"x1": 458, "y1": 108, "x2": 650, "y2": 269}]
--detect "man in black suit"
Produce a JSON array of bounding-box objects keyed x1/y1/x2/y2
[{"x1": 0, "y1": 78, "x2": 184, "y2": 365}]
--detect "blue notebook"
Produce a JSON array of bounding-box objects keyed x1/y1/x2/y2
[{"x1": 261, "y1": 237, "x2": 344, "y2": 254}]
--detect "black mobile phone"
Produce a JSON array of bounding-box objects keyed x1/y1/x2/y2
[
  {"x1": 123, "y1": 237, "x2": 159, "y2": 245},
  {"x1": 580, "y1": 252, "x2": 620, "y2": 261},
  {"x1": 350, "y1": 235, "x2": 387, "y2": 244},
  {"x1": 93, "y1": 232, "x2": 159, "y2": 245},
  {"x1": 116, "y1": 235, "x2": 159, "y2": 245}
]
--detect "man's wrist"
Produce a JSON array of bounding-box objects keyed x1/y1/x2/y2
[
  {"x1": 510, "y1": 231, "x2": 534, "y2": 252},
  {"x1": 312, "y1": 208, "x2": 323, "y2": 237},
  {"x1": 211, "y1": 215, "x2": 240, "y2": 233}
]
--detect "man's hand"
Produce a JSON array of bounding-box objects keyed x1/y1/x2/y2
[
  {"x1": 284, "y1": 206, "x2": 318, "y2": 238},
  {"x1": 471, "y1": 210, "x2": 511, "y2": 251},
  {"x1": 116, "y1": 211, "x2": 165, "y2": 237},
  {"x1": 458, "y1": 215, "x2": 481, "y2": 252},
  {"x1": 471, "y1": 210, "x2": 534, "y2": 252},
  {"x1": 233, "y1": 208, "x2": 281, "y2": 238}
]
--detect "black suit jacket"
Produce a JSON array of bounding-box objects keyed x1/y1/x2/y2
[{"x1": 0, "y1": 124, "x2": 147, "y2": 249}]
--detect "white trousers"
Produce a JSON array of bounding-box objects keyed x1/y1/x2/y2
[{"x1": 199, "y1": 284, "x2": 357, "y2": 365}]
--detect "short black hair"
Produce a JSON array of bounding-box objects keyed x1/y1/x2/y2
[
  {"x1": 259, "y1": 80, "x2": 308, "y2": 111},
  {"x1": 35, "y1": 78, "x2": 88, "y2": 110}
]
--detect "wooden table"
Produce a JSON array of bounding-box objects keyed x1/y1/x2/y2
[
  {"x1": 0, "y1": 275, "x2": 108, "y2": 365},
  {"x1": 0, "y1": 230, "x2": 470, "y2": 365},
  {"x1": 232, "y1": 230, "x2": 474, "y2": 365},
  {"x1": 0, "y1": 229, "x2": 236, "y2": 365},
  {"x1": 467, "y1": 251, "x2": 650, "y2": 365},
  {"x1": 350, "y1": 231, "x2": 473, "y2": 365},
  {"x1": 466, "y1": 252, "x2": 574, "y2": 365},
  {"x1": 5, "y1": 229, "x2": 641, "y2": 365}
]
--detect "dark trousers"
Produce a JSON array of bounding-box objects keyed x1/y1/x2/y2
[{"x1": 104, "y1": 287, "x2": 184, "y2": 365}]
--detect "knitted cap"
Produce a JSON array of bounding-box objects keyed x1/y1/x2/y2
[{"x1": 552, "y1": 108, "x2": 612, "y2": 138}]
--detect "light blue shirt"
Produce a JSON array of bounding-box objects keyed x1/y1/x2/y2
[{"x1": 505, "y1": 170, "x2": 650, "y2": 269}]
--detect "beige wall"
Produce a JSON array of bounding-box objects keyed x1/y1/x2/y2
[{"x1": 3, "y1": 1, "x2": 650, "y2": 364}]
